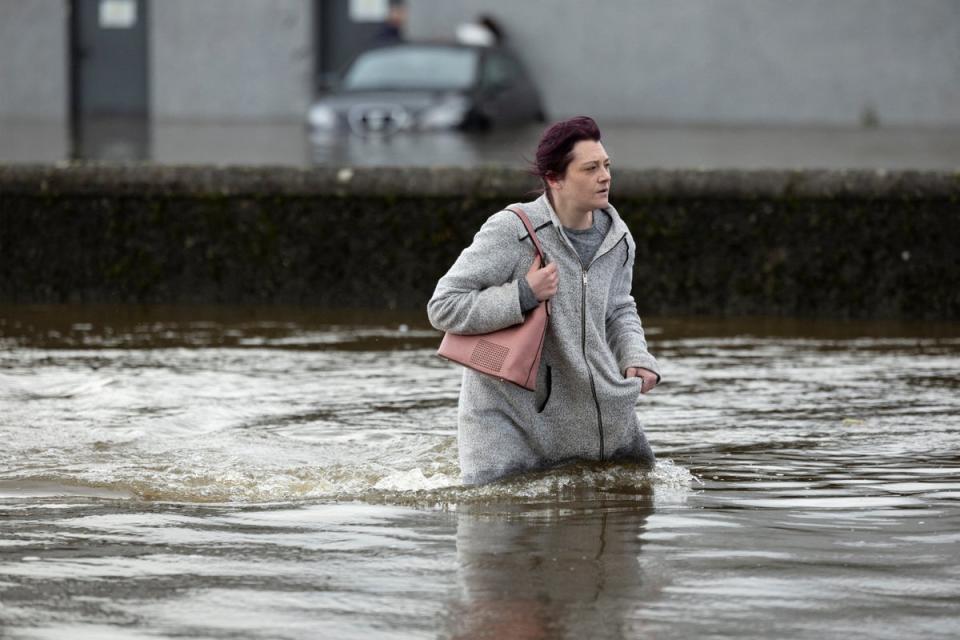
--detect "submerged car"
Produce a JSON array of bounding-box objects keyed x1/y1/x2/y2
[{"x1": 308, "y1": 42, "x2": 545, "y2": 136}]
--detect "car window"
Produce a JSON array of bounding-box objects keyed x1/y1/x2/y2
[
  {"x1": 482, "y1": 52, "x2": 519, "y2": 89},
  {"x1": 343, "y1": 46, "x2": 478, "y2": 91}
]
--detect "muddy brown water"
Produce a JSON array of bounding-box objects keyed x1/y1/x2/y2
[{"x1": 1, "y1": 305, "x2": 958, "y2": 639}]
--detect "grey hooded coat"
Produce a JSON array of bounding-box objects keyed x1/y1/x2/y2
[{"x1": 428, "y1": 194, "x2": 661, "y2": 485}]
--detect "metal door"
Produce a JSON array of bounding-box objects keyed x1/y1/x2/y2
[
  {"x1": 70, "y1": 0, "x2": 148, "y2": 116},
  {"x1": 69, "y1": 0, "x2": 148, "y2": 160}
]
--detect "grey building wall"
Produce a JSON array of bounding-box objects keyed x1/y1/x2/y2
[
  {"x1": 151, "y1": 0, "x2": 313, "y2": 121},
  {"x1": 3, "y1": 1, "x2": 957, "y2": 129},
  {"x1": 407, "y1": 0, "x2": 960, "y2": 127},
  {"x1": 0, "y1": 0, "x2": 68, "y2": 120}
]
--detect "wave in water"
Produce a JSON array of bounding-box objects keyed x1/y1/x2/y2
[{"x1": 2, "y1": 454, "x2": 695, "y2": 507}]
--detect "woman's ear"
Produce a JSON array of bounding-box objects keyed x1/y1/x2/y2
[{"x1": 545, "y1": 172, "x2": 562, "y2": 192}]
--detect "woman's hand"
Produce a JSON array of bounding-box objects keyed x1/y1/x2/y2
[
  {"x1": 625, "y1": 367, "x2": 658, "y2": 394},
  {"x1": 525, "y1": 255, "x2": 559, "y2": 301}
]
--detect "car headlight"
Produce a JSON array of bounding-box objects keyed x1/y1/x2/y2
[
  {"x1": 419, "y1": 96, "x2": 470, "y2": 130},
  {"x1": 308, "y1": 104, "x2": 337, "y2": 130}
]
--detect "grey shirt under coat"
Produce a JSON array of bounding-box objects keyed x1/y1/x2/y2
[{"x1": 428, "y1": 194, "x2": 661, "y2": 485}]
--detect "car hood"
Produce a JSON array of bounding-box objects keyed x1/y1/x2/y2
[{"x1": 314, "y1": 90, "x2": 467, "y2": 112}]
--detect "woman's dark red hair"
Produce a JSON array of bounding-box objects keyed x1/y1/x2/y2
[{"x1": 532, "y1": 116, "x2": 602, "y2": 188}]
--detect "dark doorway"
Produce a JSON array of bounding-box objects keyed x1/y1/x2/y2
[
  {"x1": 69, "y1": 0, "x2": 149, "y2": 161},
  {"x1": 315, "y1": 0, "x2": 404, "y2": 91}
]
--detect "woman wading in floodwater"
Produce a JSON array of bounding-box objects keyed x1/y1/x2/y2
[{"x1": 428, "y1": 116, "x2": 661, "y2": 485}]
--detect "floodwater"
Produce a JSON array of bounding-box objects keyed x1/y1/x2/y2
[
  {"x1": 1, "y1": 305, "x2": 958, "y2": 639},
  {"x1": 3, "y1": 118, "x2": 960, "y2": 170}
]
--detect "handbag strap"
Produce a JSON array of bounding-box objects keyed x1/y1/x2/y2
[
  {"x1": 504, "y1": 206, "x2": 547, "y2": 262},
  {"x1": 505, "y1": 205, "x2": 551, "y2": 316}
]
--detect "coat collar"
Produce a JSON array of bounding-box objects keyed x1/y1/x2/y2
[{"x1": 512, "y1": 194, "x2": 630, "y2": 264}]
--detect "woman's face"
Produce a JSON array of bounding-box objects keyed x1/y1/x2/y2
[{"x1": 550, "y1": 140, "x2": 611, "y2": 212}]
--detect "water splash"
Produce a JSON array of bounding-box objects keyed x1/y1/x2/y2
[{"x1": 3, "y1": 457, "x2": 694, "y2": 508}]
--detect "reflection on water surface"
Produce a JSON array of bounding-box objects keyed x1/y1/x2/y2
[
  {"x1": 5, "y1": 119, "x2": 960, "y2": 170},
  {"x1": 1, "y1": 305, "x2": 958, "y2": 639}
]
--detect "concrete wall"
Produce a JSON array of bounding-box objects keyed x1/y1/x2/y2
[
  {"x1": 150, "y1": 0, "x2": 313, "y2": 121},
  {"x1": 407, "y1": 0, "x2": 960, "y2": 127},
  {"x1": 0, "y1": 0, "x2": 68, "y2": 120}
]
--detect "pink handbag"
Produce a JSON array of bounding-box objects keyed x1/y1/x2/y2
[{"x1": 436, "y1": 206, "x2": 550, "y2": 391}]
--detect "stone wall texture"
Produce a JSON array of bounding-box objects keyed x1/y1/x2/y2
[{"x1": 2, "y1": 165, "x2": 958, "y2": 319}]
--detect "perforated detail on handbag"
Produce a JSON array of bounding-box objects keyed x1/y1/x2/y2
[{"x1": 470, "y1": 339, "x2": 509, "y2": 372}]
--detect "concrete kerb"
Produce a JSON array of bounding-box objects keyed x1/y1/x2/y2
[{"x1": 2, "y1": 164, "x2": 958, "y2": 199}]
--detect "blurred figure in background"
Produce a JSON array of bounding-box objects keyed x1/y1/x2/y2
[
  {"x1": 374, "y1": 1, "x2": 407, "y2": 45},
  {"x1": 455, "y1": 14, "x2": 504, "y2": 47}
]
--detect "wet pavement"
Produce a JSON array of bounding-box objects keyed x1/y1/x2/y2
[{"x1": 2, "y1": 118, "x2": 960, "y2": 170}]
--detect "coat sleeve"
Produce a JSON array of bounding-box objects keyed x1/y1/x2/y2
[
  {"x1": 605, "y1": 237, "x2": 661, "y2": 381},
  {"x1": 427, "y1": 210, "x2": 526, "y2": 335}
]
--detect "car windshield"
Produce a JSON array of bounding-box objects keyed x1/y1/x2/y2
[{"x1": 342, "y1": 46, "x2": 477, "y2": 91}]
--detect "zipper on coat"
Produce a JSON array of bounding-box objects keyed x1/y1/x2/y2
[
  {"x1": 558, "y1": 226, "x2": 628, "y2": 462},
  {"x1": 582, "y1": 232, "x2": 629, "y2": 460},
  {"x1": 581, "y1": 267, "x2": 605, "y2": 460}
]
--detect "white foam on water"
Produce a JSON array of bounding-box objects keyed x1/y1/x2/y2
[
  {"x1": 0, "y1": 338, "x2": 697, "y2": 508},
  {"x1": 161, "y1": 457, "x2": 688, "y2": 506},
  {"x1": 9, "y1": 624, "x2": 159, "y2": 640},
  {"x1": 4, "y1": 439, "x2": 695, "y2": 507},
  {"x1": 0, "y1": 371, "x2": 116, "y2": 401},
  {"x1": 373, "y1": 467, "x2": 459, "y2": 492}
]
